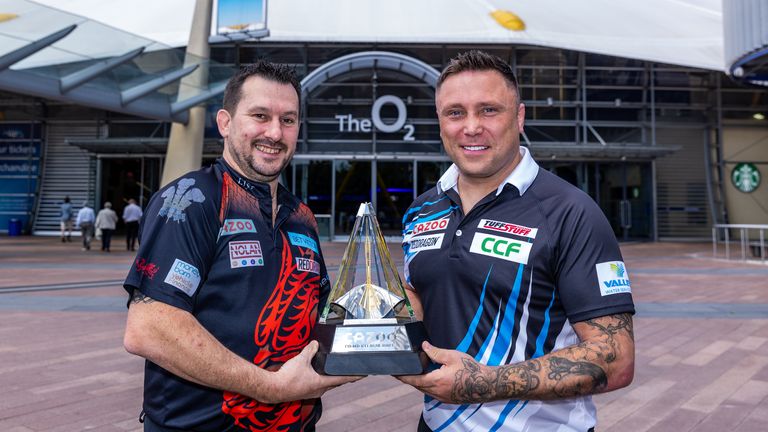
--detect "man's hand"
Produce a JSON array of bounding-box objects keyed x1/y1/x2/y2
[
  {"x1": 264, "y1": 340, "x2": 363, "y2": 404},
  {"x1": 398, "y1": 341, "x2": 494, "y2": 404}
]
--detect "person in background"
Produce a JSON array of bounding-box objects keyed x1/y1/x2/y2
[
  {"x1": 59, "y1": 196, "x2": 73, "y2": 242},
  {"x1": 75, "y1": 201, "x2": 96, "y2": 251},
  {"x1": 95, "y1": 201, "x2": 118, "y2": 252},
  {"x1": 123, "y1": 198, "x2": 143, "y2": 251}
]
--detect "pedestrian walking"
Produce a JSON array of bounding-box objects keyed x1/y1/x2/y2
[
  {"x1": 75, "y1": 201, "x2": 96, "y2": 250},
  {"x1": 95, "y1": 202, "x2": 118, "y2": 252},
  {"x1": 59, "y1": 196, "x2": 73, "y2": 242},
  {"x1": 122, "y1": 198, "x2": 143, "y2": 251}
]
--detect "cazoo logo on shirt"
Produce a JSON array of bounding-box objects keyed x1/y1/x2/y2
[
  {"x1": 219, "y1": 219, "x2": 257, "y2": 237},
  {"x1": 469, "y1": 233, "x2": 532, "y2": 265},
  {"x1": 412, "y1": 218, "x2": 449, "y2": 235}
]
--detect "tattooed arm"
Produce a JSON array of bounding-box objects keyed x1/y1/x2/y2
[
  {"x1": 123, "y1": 290, "x2": 359, "y2": 404},
  {"x1": 398, "y1": 313, "x2": 634, "y2": 403}
]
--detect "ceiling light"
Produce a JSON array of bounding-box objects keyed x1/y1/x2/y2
[{"x1": 754, "y1": 113, "x2": 765, "y2": 120}]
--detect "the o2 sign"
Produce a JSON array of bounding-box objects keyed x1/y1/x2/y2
[{"x1": 334, "y1": 95, "x2": 415, "y2": 141}]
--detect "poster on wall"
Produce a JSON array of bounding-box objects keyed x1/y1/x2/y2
[
  {"x1": 210, "y1": 0, "x2": 268, "y2": 42},
  {"x1": 731, "y1": 162, "x2": 761, "y2": 193},
  {"x1": 0, "y1": 123, "x2": 42, "y2": 233}
]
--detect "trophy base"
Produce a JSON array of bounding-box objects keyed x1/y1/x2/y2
[{"x1": 311, "y1": 320, "x2": 429, "y2": 376}]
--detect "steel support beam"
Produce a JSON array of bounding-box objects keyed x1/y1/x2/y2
[
  {"x1": 169, "y1": 80, "x2": 226, "y2": 115},
  {"x1": 121, "y1": 64, "x2": 199, "y2": 105},
  {"x1": 0, "y1": 25, "x2": 77, "y2": 71},
  {"x1": 60, "y1": 46, "x2": 146, "y2": 93}
]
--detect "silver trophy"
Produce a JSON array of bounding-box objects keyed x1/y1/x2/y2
[{"x1": 311, "y1": 203, "x2": 428, "y2": 375}]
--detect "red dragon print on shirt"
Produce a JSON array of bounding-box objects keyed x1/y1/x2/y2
[{"x1": 222, "y1": 231, "x2": 321, "y2": 431}]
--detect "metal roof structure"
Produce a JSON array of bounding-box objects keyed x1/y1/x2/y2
[
  {"x1": 0, "y1": 0, "x2": 727, "y2": 122},
  {"x1": 0, "y1": 0, "x2": 232, "y2": 123}
]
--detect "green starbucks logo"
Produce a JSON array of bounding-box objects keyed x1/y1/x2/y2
[{"x1": 731, "y1": 163, "x2": 761, "y2": 193}]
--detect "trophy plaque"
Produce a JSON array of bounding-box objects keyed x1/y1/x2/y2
[{"x1": 311, "y1": 203, "x2": 429, "y2": 376}]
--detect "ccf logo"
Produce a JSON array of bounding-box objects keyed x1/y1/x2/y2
[{"x1": 469, "y1": 233, "x2": 532, "y2": 264}]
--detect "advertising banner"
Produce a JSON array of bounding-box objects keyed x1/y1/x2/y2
[{"x1": 0, "y1": 123, "x2": 42, "y2": 233}]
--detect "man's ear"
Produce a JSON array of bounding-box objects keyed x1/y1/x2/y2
[
  {"x1": 517, "y1": 103, "x2": 526, "y2": 131},
  {"x1": 216, "y1": 109, "x2": 231, "y2": 138}
]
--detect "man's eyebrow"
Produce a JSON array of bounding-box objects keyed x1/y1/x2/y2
[{"x1": 245, "y1": 106, "x2": 299, "y2": 116}]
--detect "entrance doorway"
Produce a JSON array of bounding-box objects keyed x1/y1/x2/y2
[
  {"x1": 544, "y1": 161, "x2": 653, "y2": 240},
  {"x1": 98, "y1": 157, "x2": 161, "y2": 231},
  {"x1": 289, "y1": 158, "x2": 451, "y2": 240}
]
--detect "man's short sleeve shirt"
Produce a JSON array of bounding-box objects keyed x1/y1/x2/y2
[
  {"x1": 124, "y1": 159, "x2": 330, "y2": 431},
  {"x1": 402, "y1": 150, "x2": 634, "y2": 431}
]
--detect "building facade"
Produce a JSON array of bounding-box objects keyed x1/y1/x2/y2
[{"x1": 2, "y1": 43, "x2": 767, "y2": 240}]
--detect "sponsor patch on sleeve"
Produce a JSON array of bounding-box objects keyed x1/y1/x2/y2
[
  {"x1": 229, "y1": 240, "x2": 264, "y2": 268},
  {"x1": 477, "y1": 219, "x2": 537, "y2": 239},
  {"x1": 218, "y1": 219, "x2": 257, "y2": 237},
  {"x1": 469, "y1": 232, "x2": 532, "y2": 264},
  {"x1": 407, "y1": 233, "x2": 445, "y2": 252},
  {"x1": 163, "y1": 258, "x2": 201, "y2": 296},
  {"x1": 595, "y1": 261, "x2": 632, "y2": 296},
  {"x1": 287, "y1": 232, "x2": 318, "y2": 253}
]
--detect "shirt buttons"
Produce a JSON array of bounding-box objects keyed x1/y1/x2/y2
[{"x1": 456, "y1": 229, "x2": 463, "y2": 237}]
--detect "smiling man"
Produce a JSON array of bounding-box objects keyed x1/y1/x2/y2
[
  {"x1": 123, "y1": 61, "x2": 357, "y2": 432},
  {"x1": 399, "y1": 51, "x2": 636, "y2": 431}
]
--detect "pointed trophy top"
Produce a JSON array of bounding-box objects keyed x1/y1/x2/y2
[
  {"x1": 321, "y1": 201, "x2": 416, "y2": 324},
  {"x1": 357, "y1": 202, "x2": 373, "y2": 217}
]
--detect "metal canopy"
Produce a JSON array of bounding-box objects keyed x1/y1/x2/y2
[
  {"x1": 67, "y1": 137, "x2": 224, "y2": 155},
  {"x1": 0, "y1": 0, "x2": 232, "y2": 123}
]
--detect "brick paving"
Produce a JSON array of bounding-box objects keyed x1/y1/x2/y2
[{"x1": 1, "y1": 236, "x2": 767, "y2": 431}]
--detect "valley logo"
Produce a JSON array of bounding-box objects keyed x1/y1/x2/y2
[{"x1": 595, "y1": 261, "x2": 631, "y2": 296}]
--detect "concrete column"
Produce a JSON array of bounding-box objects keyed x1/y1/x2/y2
[{"x1": 161, "y1": 0, "x2": 212, "y2": 187}]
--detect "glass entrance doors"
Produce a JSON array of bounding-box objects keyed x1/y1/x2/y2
[
  {"x1": 98, "y1": 157, "x2": 161, "y2": 232},
  {"x1": 544, "y1": 161, "x2": 653, "y2": 240},
  {"x1": 289, "y1": 158, "x2": 451, "y2": 240}
]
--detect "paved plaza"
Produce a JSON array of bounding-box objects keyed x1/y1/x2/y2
[{"x1": 1, "y1": 236, "x2": 768, "y2": 431}]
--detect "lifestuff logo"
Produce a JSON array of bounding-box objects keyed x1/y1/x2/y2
[
  {"x1": 469, "y1": 233, "x2": 532, "y2": 264},
  {"x1": 412, "y1": 218, "x2": 449, "y2": 235},
  {"x1": 295, "y1": 257, "x2": 320, "y2": 274},
  {"x1": 229, "y1": 241, "x2": 264, "y2": 268},
  {"x1": 164, "y1": 258, "x2": 201, "y2": 296},
  {"x1": 478, "y1": 219, "x2": 537, "y2": 239}
]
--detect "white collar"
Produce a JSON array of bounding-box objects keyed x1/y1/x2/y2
[{"x1": 436, "y1": 146, "x2": 539, "y2": 196}]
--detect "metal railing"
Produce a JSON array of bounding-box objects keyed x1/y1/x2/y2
[{"x1": 712, "y1": 224, "x2": 768, "y2": 261}]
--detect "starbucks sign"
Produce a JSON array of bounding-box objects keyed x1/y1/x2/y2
[{"x1": 731, "y1": 163, "x2": 761, "y2": 193}]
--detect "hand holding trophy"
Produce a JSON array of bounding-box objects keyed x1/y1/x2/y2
[{"x1": 311, "y1": 203, "x2": 429, "y2": 375}]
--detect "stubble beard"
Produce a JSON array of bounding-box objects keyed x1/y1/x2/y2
[{"x1": 227, "y1": 139, "x2": 293, "y2": 183}]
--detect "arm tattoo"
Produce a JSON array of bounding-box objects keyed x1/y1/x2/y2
[
  {"x1": 449, "y1": 313, "x2": 633, "y2": 402},
  {"x1": 130, "y1": 290, "x2": 155, "y2": 305},
  {"x1": 583, "y1": 313, "x2": 634, "y2": 364},
  {"x1": 451, "y1": 358, "x2": 541, "y2": 403},
  {"x1": 547, "y1": 356, "x2": 607, "y2": 397}
]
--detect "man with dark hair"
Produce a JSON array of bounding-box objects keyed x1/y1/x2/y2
[
  {"x1": 123, "y1": 60, "x2": 357, "y2": 432},
  {"x1": 398, "y1": 50, "x2": 635, "y2": 431}
]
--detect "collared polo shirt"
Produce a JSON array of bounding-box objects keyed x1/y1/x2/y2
[
  {"x1": 402, "y1": 147, "x2": 635, "y2": 432},
  {"x1": 124, "y1": 159, "x2": 329, "y2": 432}
]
